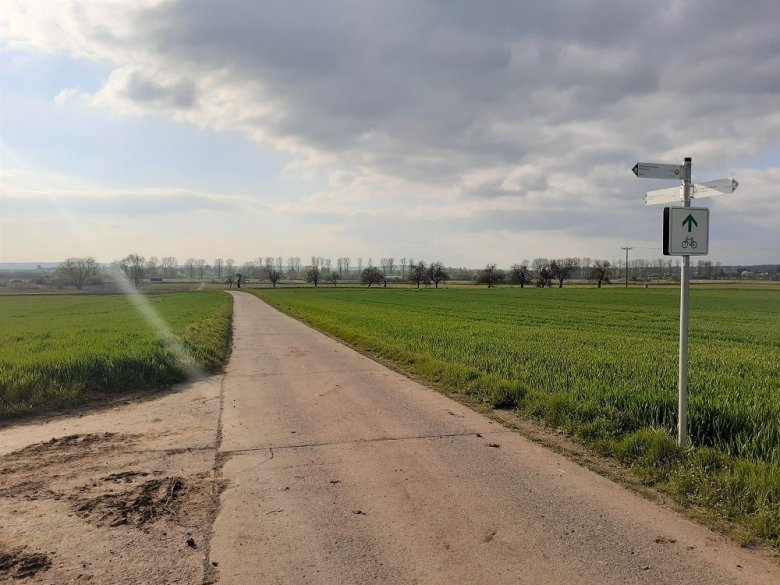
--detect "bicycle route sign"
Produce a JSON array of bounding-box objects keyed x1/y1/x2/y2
[{"x1": 663, "y1": 206, "x2": 709, "y2": 255}]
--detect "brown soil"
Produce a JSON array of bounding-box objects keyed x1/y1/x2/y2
[
  {"x1": 0, "y1": 547, "x2": 51, "y2": 580},
  {"x1": 0, "y1": 374, "x2": 224, "y2": 585}
]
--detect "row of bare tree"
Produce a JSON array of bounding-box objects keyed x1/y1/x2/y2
[
  {"x1": 54, "y1": 252, "x2": 724, "y2": 291},
  {"x1": 472, "y1": 258, "x2": 611, "y2": 289}
]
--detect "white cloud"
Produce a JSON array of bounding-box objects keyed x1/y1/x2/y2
[{"x1": 53, "y1": 87, "x2": 82, "y2": 105}]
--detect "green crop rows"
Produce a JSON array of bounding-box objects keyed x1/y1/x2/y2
[
  {"x1": 252, "y1": 285, "x2": 780, "y2": 545},
  {"x1": 0, "y1": 292, "x2": 232, "y2": 418}
]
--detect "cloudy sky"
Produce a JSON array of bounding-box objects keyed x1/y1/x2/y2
[{"x1": 1, "y1": 0, "x2": 778, "y2": 267}]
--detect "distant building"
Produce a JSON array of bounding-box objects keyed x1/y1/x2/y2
[{"x1": 150, "y1": 276, "x2": 164, "y2": 282}]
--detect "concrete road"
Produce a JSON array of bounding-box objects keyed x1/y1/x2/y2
[{"x1": 209, "y1": 291, "x2": 778, "y2": 584}]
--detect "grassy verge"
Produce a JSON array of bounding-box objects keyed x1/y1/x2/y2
[
  {"x1": 251, "y1": 286, "x2": 779, "y2": 547},
  {"x1": 0, "y1": 291, "x2": 232, "y2": 418}
]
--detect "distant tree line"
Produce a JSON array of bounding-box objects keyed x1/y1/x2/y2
[{"x1": 45, "y1": 254, "x2": 776, "y2": 290}]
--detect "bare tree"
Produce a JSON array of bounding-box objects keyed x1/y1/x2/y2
[
  {"x1": 531, "y1": 258, "x2": 551, "y2": 287},
  {"x1": 305, "y1": 265, "x2": 321, "y2": 287},
  {"x1": 476, "y1": 264, "x2": 504, "y2": 288},
  {"x1": 343, "y1": 257, "x2": 350, "y2": 278},
  {"x1": 336, "y1": 257, "x2": 351, "y2": 278},
  {"x1": 195, "y1": 258, "x2": 207, "y2": 280},
  {"x1": 400, "y1": 257, "x2": 408, "y2": 277},
  {"x1": 243, "y1": 258, "x2": 257, "y2": 279},
  {"x1": 590, "y1": 260, "x2": 612, "y2": 288},
  {"x1": 287, "y1": 256, "x2": 301, "y2": 278},
  {"x1": 580, "y1": 257, "x2": 592, "y2": 280},
  {"x1": 361, "y1": 266, "x2": 383, "y2": 287},
  {"x1": 161, "y1": 256, "x2": 178, "y2": 278},
  {"x1": 379, "y1": 257, "x2": 396, "y2": 275},
  {"x1": 115, "y1": 254, "x2": 147, "y2": 288},
  {"x1": 266, "y1": 258, "x2": 283, "y2": 287},
  {"x1": 509, "y1": 263, "x2": 531, "y2": 288},
  {"x1": 428, "y1": 261, "x2": 449, "y2": 288},
  {"x1": 336, "y1": 256, "x2": 349, "y2": 278},
  {"x1": 329, "y1": 271, "x2": 341, "y2": 286},
  {"x1": 243, "y1": 261, "x2": 256, "y2": 280},
  {"x1": 550, "y1": 258, "x2": 577, "y2": 288},
  {"x1": 357, "y1": 257, "x2": 363, "y2": 275},
  {"x1": 145, "y1": 256, "x2": 159, "y2": 276},
  {"x1": 322, "y1": 258, "x2": 332, "y2": 274},
  {"x1": 225, "y1": 258, "x2": 235, "y2": 277},
  {"x1": 408, "y1": 261, "x2": 428, "y2": 288},
  {"x1": 260, "y1": 257, "x2": 275, "y2": 280},
  {"x1": 57, "y1": 257, "x2": 98, "y2": 290},
  {"x1": 213, "y1": 258, "x2": 224, "y2": 279},
  {"x1": 697, "y1": 259, "x2": 714, "y2": 279},
  {"x1": 184, "y1": 258, "x2": 196, "y2": 279},
  {"x1": 268, "y1": 269, "x2": 283, "y2": 287}
]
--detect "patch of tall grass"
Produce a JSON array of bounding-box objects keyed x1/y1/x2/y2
[{"x1": 0, "y1": 292, "x2": 232, "y2": 417}]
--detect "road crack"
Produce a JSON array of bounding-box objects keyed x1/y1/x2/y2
[{"x1": 219, "y1": 430, "x2": 510, "y2": 456}]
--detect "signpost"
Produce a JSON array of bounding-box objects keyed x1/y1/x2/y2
[
  {"x1": 643, "y1": 177, "x2": 738, "y2": 205},
  {"x1": 633, "y1": 157, "x2": 738, "y2": 447}
]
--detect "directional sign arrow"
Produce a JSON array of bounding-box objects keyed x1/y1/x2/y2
[
  {"x1": 632, "y1": 162, "x2": 685, "y2": 180},
  {"x1": 682, "y1": 214, "x2": 698, "y2": 232},
  {"x1": 644, "y1": 177, "x2": 740, "y2": 205},
  {"x1": 692, "y1": 177, "x2": 739, "y2": 198}
]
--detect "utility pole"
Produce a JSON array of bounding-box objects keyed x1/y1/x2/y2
[{"x1": 621, "y1": 246, "x2": 633, "y2": 288}]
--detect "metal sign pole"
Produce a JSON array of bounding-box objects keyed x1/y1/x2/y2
[
  {"x1": 678, "y1": 157, "x2": 692, "y2": 446},
  {"x1": 635, "y1": 156, "x2": 731, "y2": 447}
]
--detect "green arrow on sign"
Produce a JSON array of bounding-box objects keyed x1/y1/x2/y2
[{"x1": 682, "y1": 214, "x2": 698, "y2": 232}]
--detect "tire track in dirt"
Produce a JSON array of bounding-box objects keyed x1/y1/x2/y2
[{"x1": 0, "y1": 375, "x2": 224, "y2": 584}]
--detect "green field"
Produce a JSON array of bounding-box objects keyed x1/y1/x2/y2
[
  {"x1": 251, "y1": 285, "x2": 780, "y2": 544},
  {"x1": 0, "y1": 291, "x2": 232, "y2": 418}
]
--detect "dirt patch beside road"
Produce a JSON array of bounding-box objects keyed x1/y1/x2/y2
[{"x1": 0, "y1": 376, "x2": 223, "y2": 584}]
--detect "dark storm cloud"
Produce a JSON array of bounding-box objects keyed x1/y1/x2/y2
[
  {"x1": 37, "y1": 0, "x2": 780, "y2": 208},
  {"x1": 114, "y1": 0, "x2": 778, "y2": 192},
  {"x1": 121, "y1": 70, "x2": 197, "y2": 109}
]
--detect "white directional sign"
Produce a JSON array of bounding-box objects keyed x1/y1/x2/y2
[
  {"x1": 692, "y1": 177, "x2": 739, "y2": 198},
  {"x1": 632, "y1": 162, "x2": 685, "y2": 180},
  {"x1": 644, "y1": 186, "x2": 684, "y2": 205},
  {"x1": 664, "y1": 206, "x2": 709, "y2": 255},
  {"x1": 644, "y1": 177, "x2": 739, "y2": 205}
]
